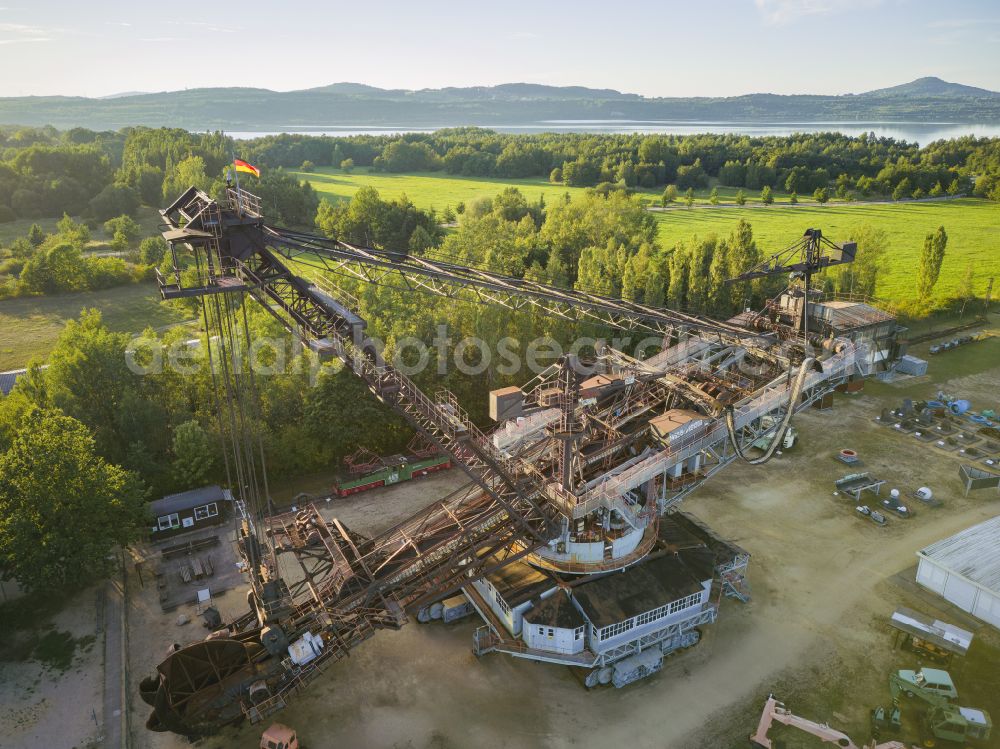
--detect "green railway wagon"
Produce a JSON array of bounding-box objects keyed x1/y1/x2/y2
[{"x1": 334, "y1": 454, "x2": 452, "y2": 497}]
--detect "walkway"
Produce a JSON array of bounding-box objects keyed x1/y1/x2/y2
[
  {"x1": 102, "y1": 574, "x2": 125, "y2": 749},
  {"x1": 646, "y1": 194, "x2": 966, "y2": 213}
]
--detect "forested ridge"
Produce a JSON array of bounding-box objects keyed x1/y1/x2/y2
[{"x1": 0, "y1": 77, "x2": 998, "y2": 129}]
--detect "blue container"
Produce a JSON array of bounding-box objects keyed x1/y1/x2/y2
[
  {"x1": 927, "y1": 400, "x2": 945, "y2": 409},
  {"x1": 949, "y1": 399, "x2": 971, "y2": 415}
]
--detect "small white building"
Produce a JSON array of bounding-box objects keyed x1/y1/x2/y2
[
  {"x1": 916, "y1": 515, "x2": 1000, "y2": 630},
  {"x1": 470, "y1": 557, "x2": 554, "y2": 637},
  {"x1": 522, "y1": 591, "x2": 587, "y2": 655}
]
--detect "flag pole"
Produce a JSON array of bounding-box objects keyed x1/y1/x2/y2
[{"x1": 231, "y1": 149, "x2": 242, "y2": 215}]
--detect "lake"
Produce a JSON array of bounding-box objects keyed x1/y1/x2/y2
[{"x1": 227, "y1": 121, "x2": 1000, "y2": 145}]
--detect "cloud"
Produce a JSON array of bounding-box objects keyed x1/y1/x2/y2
[
  {"x1": 0, "y1": 36, "x2": 48, "y2": 44},
  {"x1": 753, "y1": 0, "x2": 881, "y2": 25},
  {"x1": 165, "y1": 20, "x2": 241, "y2": 33},
  {"x1": 0, "y1": 21, "x2": 52, "y2": 44},
  {"x1": 926, "y1": 18, "x2": 1000, "y2": 30}
]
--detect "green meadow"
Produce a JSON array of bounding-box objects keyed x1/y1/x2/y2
[
  {"x1": 291, "y1": 168, "x2": 821, "y2": 211},
  {"x1": 294, "y1": 167, "x2": 1000, "y2": 304},
  {"x1": 0, "y1": 283, "x2": 191, "y2": 370},
  {"x1": 651, "y1": 199, "x2": 1000, "y2": 302}
]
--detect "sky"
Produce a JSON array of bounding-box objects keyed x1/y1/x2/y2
[{"x1": 0, "y1": 0, "x2": 997, "y2": 98}]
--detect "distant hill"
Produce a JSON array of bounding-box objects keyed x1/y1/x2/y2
[
  {"x1": 1, "y1": 77, "x2": 998, "y2": 131},
  {"x1": 860, "y1": 76, "x2": 999, "y2": 98}
]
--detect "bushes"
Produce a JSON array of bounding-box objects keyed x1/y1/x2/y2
[
  {"x1": 89, "y1": 184, "x2": 140, "y2": 221},
  {"x1": 139, "y1": 236, "x2": 168, "y2": 265},
  {"x1": 104, "y1": 214, "x2": 142, "y2": 251},
  {"x1": 19, "y1": 242, "x2": 89, "y2": 294},
  {"x1": 14, "y1": 236, "x2": 151, "y2": 296},
  {"x1": 249, "y1": 170, "x2": 319, "y2": 225},
  {"x1": 11, "y1": 188, "x2": 43, "y2": 218},
  {"x1": 373, "y1": 141, "x2": 441, "y2": 172},
  {"x1": 675, "y1": 159, "x2": 708, "y2": 190}
]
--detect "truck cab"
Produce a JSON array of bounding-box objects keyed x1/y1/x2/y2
[
  {"x1": 890, "y1": 667, "x2": 958, "y2": 704},
  {"x1": 261, "y1": 723, "x2": 299, "y2": 749},
  {"x1": 921, "y1": 704, "x2": 992, "y2": 747}
]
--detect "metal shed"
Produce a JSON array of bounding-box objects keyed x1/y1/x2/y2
[
  {"x1": 916, "y1": 514, "x2": 1000, "y2": 630},
  {"x1": 895, "y1": 355, "x2": 928, "y2": 377}
]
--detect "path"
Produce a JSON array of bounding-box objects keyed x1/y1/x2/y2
[
  {"x1": 103, "y1": 575, "x2": 125, "y2": 749},
  {"x1": 647, "y1": 194, "x2": 966, "y2": 213}
]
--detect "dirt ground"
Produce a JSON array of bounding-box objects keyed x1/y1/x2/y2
[
  {"x1": 0, "y1": 586, "x2": 105, "y2": 749},
  {"x1": 122, "y1": 318, "x2": 1000, "y2": 749}
]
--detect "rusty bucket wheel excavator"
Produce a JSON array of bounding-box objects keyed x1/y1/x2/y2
[{"x1": 139, "y1": 186, "x2": 899, "y2": 738}]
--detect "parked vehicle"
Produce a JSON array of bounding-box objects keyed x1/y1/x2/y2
[
  {"x1": 920, "y1": 704, "x2": 992, "y2": 747},
  {"x1": 261, "y1": 723, "x2": 299, "y2": 749},
  {"x1": 890, "y1": 667, "x2": 958, "y2": 704}
]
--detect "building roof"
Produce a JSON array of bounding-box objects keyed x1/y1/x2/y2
[
  {"x1": 918, "y1": 514, "x2": 1000, "y2": 594},
  {"x1": 810, "y1": 300, "x2": 895, "y2": 331},
  {"x1": 0, "y1": 369, "x2": 24, "y2": 396},
  {"x1": 151, "y1": 485, "x2": 228, "y2": 516},
  {"x1": 523, "y1": 591, "x2": 586, "y2": 630},
  {"x1": 573, "y1": 548, "x2": 714, "y2": 629},
  {"x1": 889, "y1": 606, "x2": 973, "y2": 656},
  {"x1": 0, "y1": 367, "x2": 49, "y2": 396},
  {"x1": 648, "y1": 409, "x2": 705, "y2": 442},
  {"x1": 484, "y1": 558, "x2": 554, "y2": 607}
]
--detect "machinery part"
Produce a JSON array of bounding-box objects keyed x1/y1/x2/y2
[
  {"x1": 261, "y1": 723, "x2": 300, "y2": 749},
  {"x1": 142, "y1": 637, "x2": 265, "y2": 737},
  {"x1": 146, "y1": 187, "x2": 894, "y2": 737},
  {"x1": 727, "y1": 357, "x2": 817, "y2": 465},
  {"x1": 750, "y1": 694, "x2": 914, "y2": 749}
]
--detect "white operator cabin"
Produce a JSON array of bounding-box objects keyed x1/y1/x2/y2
[{"x1": 916, "y1": 514, "x2": 1000, "y2": 630}]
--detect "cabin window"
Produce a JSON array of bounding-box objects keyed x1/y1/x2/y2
[
  {"x1": 537, "y1": 626, "x2": 544, "y2": 635},
  {"x1": 668, "y1": 592, "x2": 702, "y2": 614},
  {"x1": 574, "y1": 627, "x2": 583, "y2": 640},
  {"x1": 157, "y1": 513, "x2": 180, "y2": 531},
  {"x1": 547, "y1": 628, "x2": 554, "y2": 638},
  {"x1": 193, "y1": 502, "x2": 219, "y2": 521}
]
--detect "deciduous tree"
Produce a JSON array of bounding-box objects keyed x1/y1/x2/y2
[
  {"x1": 0, "y1": 408, "x2": 147, "y2": 591},
  {"x1": 917, "y1": 225, "x2": 948, "y2": 303}
]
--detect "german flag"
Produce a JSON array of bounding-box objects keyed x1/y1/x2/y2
[{"x1": 234, "y1": 158, "x2": 260, "y2": 178}]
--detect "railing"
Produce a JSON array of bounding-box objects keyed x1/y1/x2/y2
[
  {"x1": 313, "y1": 274, "x2": 362, "y2": 312},
  {"x1": 227, "y1": 187, "x2": 262, "y2": 218},
  {"x1": 530, "y1": 522, "x2": 657, "y2": 574}
]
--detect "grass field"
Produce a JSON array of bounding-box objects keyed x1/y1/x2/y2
[
  {"x1": 0, "y1": 282, "x2": 190, "y2": 370},
  {"x1": 651, "y1": 199, "x2": 1000, "y2": 301},
  {"x1": 294, "y1": 168, "x2": 999, "y2": 304},
  {"x1": 0, "y1": 205, "x2": 162, "y2": 250},
  {"x1": 290, "y1": 168, "x2": 840, "y2": 212}
]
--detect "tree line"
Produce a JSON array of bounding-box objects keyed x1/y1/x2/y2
[{"x1": 238, "y1": 129, "x2": 1000, "y2": 200}]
